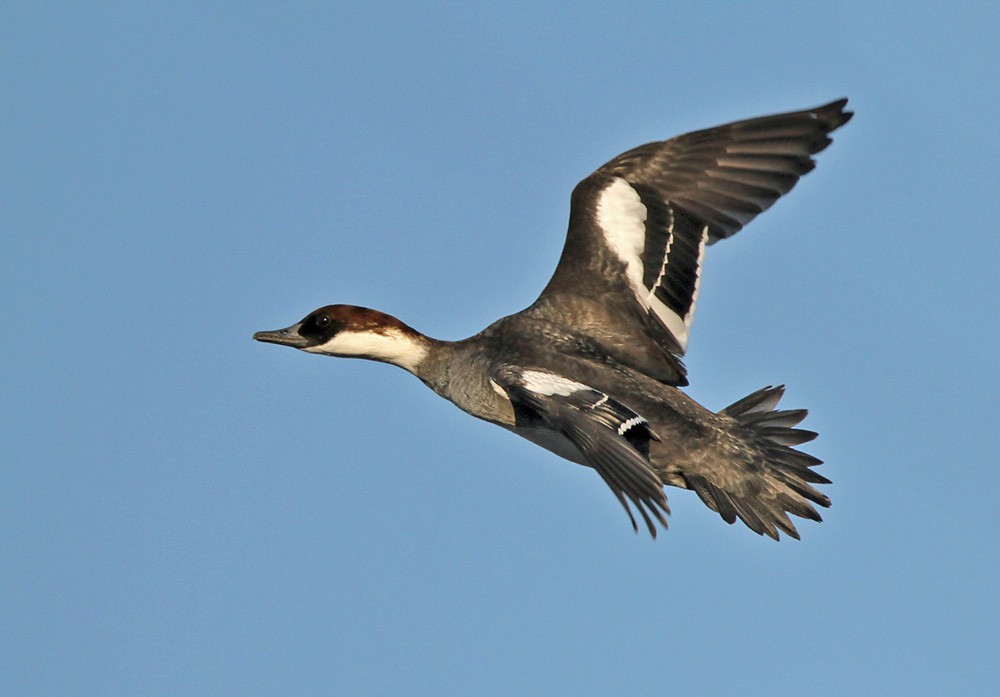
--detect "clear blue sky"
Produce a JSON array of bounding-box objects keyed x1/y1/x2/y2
[{"x1": 4, "y1": 3, "x2": 998, "y2": 695}]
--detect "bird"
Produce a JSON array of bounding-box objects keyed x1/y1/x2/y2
[{"x1": 254, "y1": 98, "x2": 852, "y2": 540}]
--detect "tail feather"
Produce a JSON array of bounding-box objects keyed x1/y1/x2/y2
[
  {"x1": 688, "y1": 475, "x2": 739, "y2": 524},
  {"x1": 755, "y1": 425, "x2": 818, "y2": 446},
  {"x1": 771, "y1": 510, "x2": 801, "y2": 540},
  {"x1": 722, "y1": 386, "x2": 785, "y2": 414},
  {"x1": 738, "y1": 408, "x2": 809, "y2": 428},
  {"x1": 687, "y1": 385, "x2": 831, "y2": 540}
]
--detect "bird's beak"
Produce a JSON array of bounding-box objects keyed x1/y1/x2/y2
[{"x1": 253, "y1": 322, "x2": 309, "y2": 348}]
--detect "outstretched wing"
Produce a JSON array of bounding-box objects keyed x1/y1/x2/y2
[
  {"x1": 532, "y1": 99, "x2": 852, "y2": 384},
  {"x1": 491, "y1": 364, "x2": 670, "y2": 537}
]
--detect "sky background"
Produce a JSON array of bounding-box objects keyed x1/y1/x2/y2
[{"x1": 3, "y1": 3, "x2": 999, "y2": 695}]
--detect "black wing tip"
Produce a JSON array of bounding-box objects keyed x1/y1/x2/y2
[
  {"x1": 815, "y1": 97, "x2": 853, "y2": 132},
  {"x1": 618, "y1": 496, "x2": 669, "y2": 539},
  {"x1": 621, "y1": 491, "x2": 671, "y2": 539}
]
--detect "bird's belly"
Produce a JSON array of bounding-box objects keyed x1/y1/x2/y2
[{"x1": 508, "y1": 425, "x2": 590, "y2": 467}]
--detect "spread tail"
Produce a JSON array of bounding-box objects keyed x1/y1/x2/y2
[{"x1": 685, "y1": 386, "x2": 831, "y2": 540}]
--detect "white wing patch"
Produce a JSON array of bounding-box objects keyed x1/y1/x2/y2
[
  {"x1": 516, "y1": 369, "x2": 654, "y2": 441},
  {"x1": 506, "y1": 368, "x2": 656, "y2": 447},
  {"x1": 520, "y1": 370, "x2": 589, "y2": 397},
  {"x1": 595, "y1": 177, "x2": 707, "y2": 352},
  {"x1": 617, "y1": 415, "x2": 645, "y2": 436},
  {"x1": 646, "y1": 204, "x2": 675, "y2": 305},
  {"x1": 595, "y1": 178, "x2": 648, "y2": 288},
  {"x1": 686, "y1": 226, "x2": 709, "y2": 334}
]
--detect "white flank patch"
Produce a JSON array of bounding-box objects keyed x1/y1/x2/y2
[
  {"x1": 595, "y1": 177, "x2": 693, "y2": 351},
  {"x1": 521, "y1": 370, "x2": 588, "y2": 397},
  {"x1": 304, "y1": 329, "x2": 428, "y2": 374}
]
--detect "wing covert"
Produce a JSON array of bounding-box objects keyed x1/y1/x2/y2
[{"x1": 491, "y1": 365, "x2": 670, "y2": 536}]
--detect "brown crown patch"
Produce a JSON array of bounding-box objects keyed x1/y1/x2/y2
[{"x1": 318, "y1": 305, "x2": 420, "y2": 337}]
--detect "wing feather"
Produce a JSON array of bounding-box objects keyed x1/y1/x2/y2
[
  {"x1": 530, "y1": 99, "x2": 851, "y2": 381},
  {"x1": 492, "y1": 365, "x2": 670, "y2": 537}
]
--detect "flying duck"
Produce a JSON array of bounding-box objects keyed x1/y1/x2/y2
[{"x1": 255, "y1": 98, "x2": 852, "y2": 539}]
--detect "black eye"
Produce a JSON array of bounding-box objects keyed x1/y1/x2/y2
[{"x1": 315, "y1": 315, "x2": 331, "y2": 328}]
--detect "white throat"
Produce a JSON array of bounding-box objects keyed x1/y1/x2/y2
[{"x1": 304, "y1": 328, "x2": 429, "y2": 374}]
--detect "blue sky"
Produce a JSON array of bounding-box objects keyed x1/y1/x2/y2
[{"x1": 4, "y1": 3, "x2": 998, "y2": 695}]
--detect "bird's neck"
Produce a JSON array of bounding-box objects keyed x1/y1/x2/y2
[{"x1": 304, "y1": 322, "x2": 436, "y2": 375}]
